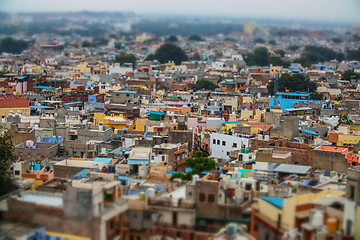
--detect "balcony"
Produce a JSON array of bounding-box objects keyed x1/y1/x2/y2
[{"x1": 148, "y1": 198, "x2": 195, "y2": 209}]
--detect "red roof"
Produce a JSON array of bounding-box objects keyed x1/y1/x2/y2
[{"x1": 0, "y1": 97, "x2": 29, "y2": 108}]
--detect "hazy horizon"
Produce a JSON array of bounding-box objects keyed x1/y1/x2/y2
[{"x1": 1, "y1": 0, "x2": 360, "y2": 24}]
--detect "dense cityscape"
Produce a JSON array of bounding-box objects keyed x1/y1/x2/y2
[{"x1": 0, "y1": 3, "x2": 360, "y2": 240}]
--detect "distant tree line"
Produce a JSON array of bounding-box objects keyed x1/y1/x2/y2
[{"x1": 0, "y1": 37, "x2": 28, "y2": 54}]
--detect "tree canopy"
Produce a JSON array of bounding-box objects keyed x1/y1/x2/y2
[
  {"x1": 148, "y1": 43, "x2": 188, "y2": 65},
  {"x1": 293, "y1": 56, "x2": 311, "y2": 68},
  {"x1": 300, "y1": 45, "x2": 345, "y2": 64},
  {"x1": 347, "y1": 49, "x2": 360, "y2": 61},
  {"x1": 185, "y1": 151, "x2": 216, "y2": 175},
  {"x1": 267, "y1": 73, "x2": 317, "y2": 95},
  {"x1": 274, "y1": 49, "x2": 285, "y2": 57},
  {"x1": 192, "y1": 79, "x2": 218, "y2": 91},
  {"x1": 166, "y1": 35, "x2": 178, "y2": 42},
  {"x1": 0, "y1": 37, "x2": 28, "y2": 54},
  {"x1": 343, "y1": 69, "x2": 360, "y2": 80},
  {"x1": 288, "y1": 45, "x2": 300, "y2": 51},
  {"x1": 188, "y1": 34, "x2": 203, "y2": 41},
  {"x1": 0, "y1": 130, "x2": 14, "y2": 195},
  {"x1": 115, "y1": 53, "x2": 137, "y2": 69},
  {"x1": 245, "y1": 47, "x2": 270, "y2": 66}
]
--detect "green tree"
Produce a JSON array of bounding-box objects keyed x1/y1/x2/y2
[
  {"x1": 274, "y1": 49, "x2": 285, "y2": 57},
  {"x1": 145, "y1": 53, "x2": 156, "y2": 61},
  {"x1": 267, "y1": 73, "x2": 317, "y2": 95},
  {"x1": 151, "y1": 43, "x2": 188, "y2": 65},
  {"x1": 185, "y1": 151, "x2": 216, "y2": 175},
  {"x1": 268, "y1": 40, "x2": 276, "y2": 45},
  {"x1": 288, "y1": 45, "x2": 300, "y2": 51},
  {"x1": 254, "y1": 38, "x2": 266, "y2": 44},
  {"x1": 82, "y1": 41, "x2": 93, "y2": 48},
  {"x1": 343, "y1": 69, "x2": 360, "y2": 80},
  {"x1": 293, "y1": 56, "x2": 311, "y2": 68},
  {"x1": 1, "y1": 37, "x2": 28, "y2": 54},
  {"x1": 347, "y1": 49, "x2": 360, "y2": 61},
  {"x1": 166, "y1": 35, "x2": 178, "y2": 42},
  {"x1": 303, "y1": 45, "x2": 344, "y2": 63},
  {"x1": 269, "y1": 57, "x2": 290, "y2": 67},
  {"x1": 188, "y1": 34, "x2": 203, "y2": 41},
  {"x1": 331, "y1": 38, "x2": 342, "y2": 43},
  {"x1": 311, "y1": 91, "x2": 324, "y2": 100},
  {"x1": 192, "y1": 79, "x2": 218, "y2": 91},
  {"x1": 0, "y1": 130, "x2": 14, "y2": 195},
  {"x1": 245, "y1": 47, "x2": 270, "y2": 66},
  {"x1": 170, "y1": 172, "x2": 193, "y2": 181},
  {"x1": 115, "y1": 53, "x2": 137, "y2": 69},
  {"x1": 338, "y1": 115, "x2": 352, "y2": 126}
]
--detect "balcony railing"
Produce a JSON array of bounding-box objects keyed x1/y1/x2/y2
[{"x1": 148, "y1": 198, "x2": 195, "y2": 209}]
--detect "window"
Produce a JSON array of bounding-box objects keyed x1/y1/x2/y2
[
  {"x1": 162, "y1": 156, "x2": 165, "y2": 161},
  {"x1": 199, "y1": 193, "x2": 206, "y2": 202},
  {"x1": 126, "y1": 94, "x2": 130, "y2": 97},
  {"x1": 15, "y1": 170, "x2": 20, "y2": 175},
  {"x1": 233, "y1": 143, "x2": 237, "y2": 148},
  {"x1": 222, "y1": 141, "x2": 226, "y2": 146},
  {"x1": 130, "y1": 236, "x2": 135, "y2": 240},
  {"x1": 159, "y1": 150, "x2": 162, "y2": 154},
  {"x1": 208, "y1": 194, "x2": 215, "y2": 203},
  {"x1": 217, "y1": 140, "x2": 220, "y2": 145},
  {"x1": 213, "y1": 139, "x2": 216, "y2": 144}
]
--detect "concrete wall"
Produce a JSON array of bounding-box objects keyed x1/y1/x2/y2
[{"x1": 313, "y1": 150, "x2": 349, "y2": 173}]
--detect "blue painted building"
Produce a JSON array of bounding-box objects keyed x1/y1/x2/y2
[{"x1": 269, "y1": 92, "x2": 321, "y2": 110}]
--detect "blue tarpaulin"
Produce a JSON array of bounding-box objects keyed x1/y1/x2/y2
[
  {"x1": 74, "y1": 169, "x2": 90, "y2": 178},
  {"x1": 34, "y1": 86, "x2": 55, "y2": 90},
  {"x1": 94, "y1": 158, "x2": 112, "y2": 164}
]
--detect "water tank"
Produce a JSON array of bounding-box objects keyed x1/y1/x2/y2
[
  {"x1": 138, "y1": 192, "x2": 146, "y2": 201},
  {"x1": 327, "y1": 218, "x2": 337, "y2": 232},
  {"x1": 192, "y1": 174, "x2": 200, "y2": 184},
  {"x1": 312, "y1": 211, "x2": 323, "y2": 227},
  {"x1": 99, "y1": 125, "x2": 104, "y2": 131},
  {"x1": 264, "y1": 135, "x2": 270, "y2": 141},
  {"x1": 70, "y1": 107, "x2": 74, "y2": 111},
  {"x1": 245, "y1": 149, "x2": 249, "y2": 154},
  {"x1": 146, "y1": 188, "x2": 156, "y2": 198},
  {"x1": 114, "y1": 129, "x2": 118, "y2": 134},
  {"x1": 229, "y1": 180, "x2": 236, "y2": 188},
  {"x1": 26, "y1": 140, "x2": 33, "y2": 146},
  {"x1": 160, "y1": 123, "x2": 165, "y2": 127},
  {"x1": 288, "y1": 228, "x2": 297, "y2": 239},
  {"x1": 258, "y1": 135, "x2": 263, "y2": 140},
  {"x1": 101, "y1": 148, "x2": 107, "y2": 154}
]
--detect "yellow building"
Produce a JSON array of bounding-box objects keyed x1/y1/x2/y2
[
  {"x1": 252, "y1": 189, "x2": 345, "y2": 238},
  {"x1": 72, "y1": 62, "x2": 91, "y2": 78},
  {"x1": 337, "y1": 134, "x2": 360, "y2": 146},
  {"x1": 93, "y1": 113, "x2": 127, "y2": 131},
  {"x1": 128, "y1": 119, "x2": 147, "y2": 132}
]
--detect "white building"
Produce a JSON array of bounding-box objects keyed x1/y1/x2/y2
[{"x1": 210, "y1": 132, "x2": 250, "y2": 161}]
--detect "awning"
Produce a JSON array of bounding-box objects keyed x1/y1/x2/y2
[
  {"x1": 34, "y1": 86, "x2": 55, "y2": 90},
  {"x1": 29, "y1": 106, "x2": 54, "y2": 109},
  {"x1": 127, "y1": 160, "x2": 147, "y2": 165}
]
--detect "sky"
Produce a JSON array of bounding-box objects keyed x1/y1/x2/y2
[{"x1": 1, "y1": 0, "x2": 360, "y2": 23}]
